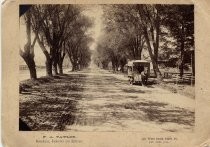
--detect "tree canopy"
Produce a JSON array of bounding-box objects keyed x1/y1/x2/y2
[
  {"x1": 93, "y1": 4, "x2": 194, "y2": 78},
  {"x1": 20, "y1": 5, "x2": 93, "y2": 78}
]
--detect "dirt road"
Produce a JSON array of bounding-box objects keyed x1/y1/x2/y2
[{"x1": 19, "y1": 67, "x2": 194, "y2": 132}]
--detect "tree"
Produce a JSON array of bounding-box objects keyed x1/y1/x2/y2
[
  {"x1": 103, "y1": 5, "x2": 146, "y2": 61},
  {"x1": 97, "y1": 4, "x2": 194, "y2": 79},
  {"x1": 94, "y1": 29, "x2": 128, "y2": 72},
  {"x1": 19, "y1": 9, "x2": 37, "y2": 79},
  {"x1": 161, "y1": 5, "x2": 194, "y2": 77},
  {"x1": 66, "y1": 35, "x2": 92, "y2": 71},
  {"x1": 78, "y1": 46, "x2": 92, "y2": 69},
  {"x1": 31, "y1": 5, "x2": 82, "y2": 76},
  {"x1": 100, "y1": 4, "x2": 163, "y2": 76},
  {"x1": 94, "y1": 44, "x2": 110, "y2": 69},
  {"x1": 65, "y1": 15, "x2": 93, "y2": 71},
  {"x1": 57, "y1": 42, "x2": 66, "y2": 74},
  {"x1": 136, "y1": 4, "x2": 163, "y2": 79}
]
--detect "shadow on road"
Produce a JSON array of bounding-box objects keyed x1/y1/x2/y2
[
  {"x1": 19, "y1": 69, "x2": 194, "y2": 132},
  {"x1": 20, "y1": 74, "x2": 86, "y2": 131},
  {"x1": 106, "y1": 100, "x2": 194, "y2": 127}
]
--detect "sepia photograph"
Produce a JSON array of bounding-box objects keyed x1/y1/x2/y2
[{"x1": 19, "y1": 4, "x2": 195, "y2": 132}]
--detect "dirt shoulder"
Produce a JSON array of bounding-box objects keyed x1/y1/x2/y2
[
  {"x1": 19, "y1": 74, "x2": 86, "y2": 131},
  {"x1": 107, "y1": 70, "x2": 195, "y2": 99},
  {"x1": 157, "y1": 82, "x2": 195, "y2": 99}
]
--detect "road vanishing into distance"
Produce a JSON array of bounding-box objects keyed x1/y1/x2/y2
[{"x1": 19, "y1": 67, "x2": 194, "y2": 132}]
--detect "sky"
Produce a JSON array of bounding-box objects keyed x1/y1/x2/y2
[
  {"x1": 19, "y1": 5, "x2": 104, "y2": 66},
  {"x1": 83, "y1": 5, "x2": 104, "y2": 51}
]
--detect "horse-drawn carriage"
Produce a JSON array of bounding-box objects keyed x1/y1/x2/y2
[{"x1": 127, "y1": 60, "x2": 150, "y2": 85}]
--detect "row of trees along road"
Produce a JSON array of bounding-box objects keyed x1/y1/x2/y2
[
  {"x1": 93, "y1": 4, "x2": 194, "y2": 80},
  {"x1": 20, "y1": 5, "x2": 93, "y2": 79}
]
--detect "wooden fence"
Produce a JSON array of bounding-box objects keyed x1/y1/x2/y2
[{"x1": 163, "y1": 72, "x2": 195, "y2": 84}]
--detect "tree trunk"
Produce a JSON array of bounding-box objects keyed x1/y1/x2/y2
[
  {"x1": 102, "y1": 61, "x2": 108, "y2": 69},
  {"x1": 36, "y1": 34, "x2": 53, "y2": 77},
  {"x1": 154, "y1": 11, "x2": 160, "y2": 63},
  {"x1": 22, "y1": 55, "x2": 37, "y2": 79},
  {"x1": 154, "y1": 47, "x2": 158, "y2": 63},
  {"x1": 20, "y1": 10, "x2": 37, "y2": 80},
  {"x1": 116, "y1": 63, "x2": 119, "y2": 71},
  {"x1": 27, "y1": 59, "x2": 37, "y2": 79},
  {"x1": 143, "y1": 28, "x2": 162, "y2": 80},
  {"x1": 58, "y1": 61, "x2": 63, "y2": 74},
  {"x1": 53, "y1": 61, "x2": 58, "y2": 75},
  {"x1": 46, "y1": 59, "x2": 53, "y2": 77},
  {"x1": 179, "y1": 23, "x2": 185, "y2": 78},
  {"x1": 72, "y1": 63, "x2": 77, "y2": 71},
  {"x1": 179, "y1": 41, "x2": 185, "y2": 78},
  {"x1": 58, "y1": 51, "x2": 65, "y2": 74},
  {"x1": 111, "y1": 60, "x2": 116, "y2": 72},
  {"x1": 192, "y1": 51, "x2": 195, "y2": 76},
  {"x1": 138, "y1": 52, "x2": 142, "y2": 60},
  {"x1": 120, "y1": 64, "x2": 124, "y2": 73}
]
